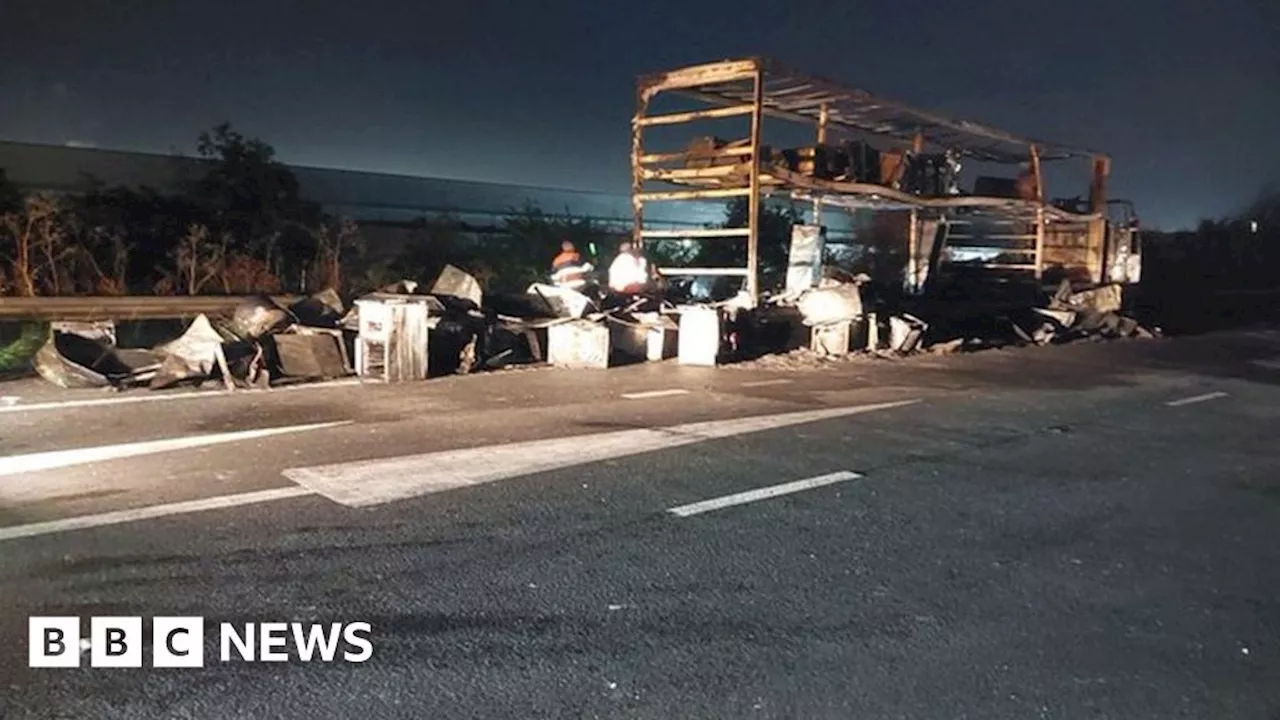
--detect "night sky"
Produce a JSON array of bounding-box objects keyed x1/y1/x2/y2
[{"x1": 1, "y1": 0, "x2": 1276, "y2": 230}]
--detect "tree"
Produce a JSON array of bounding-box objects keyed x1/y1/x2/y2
[
  {"x1": 720, "y1": 198, "x2": 799, "y2": 281},
  {"x1": 220, "y1": 252, "x2": 281, "y2": 294},
  {"x1": 70, "y1": 179, "x2": 202, "y2": 294},
  {"x1": 0, "y1": 194, "x2": 73, "y2": 296},
  {"x1": 648, "y1": 198, "x2": 799, "y2": 293},
  {"x1": 191, "y1": 122, "x2": 321, "y2": 282},
  {"x1": 72, "y1": 225, "x2": 133, "y2": 295},
  {"x1": 171, "y1": 223, "x2": 228, "y2": 295},
  {"x1": 309, "y1": 217, "x2": 364, "y2": 291}
]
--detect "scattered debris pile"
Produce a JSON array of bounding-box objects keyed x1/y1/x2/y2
[
  {"x1": 31, "y1": 265, "x2": 569, "y2": 391},
  {"x1": 27, "y1": 261, "x2": 1163, "y2": 389},
  {"x1": 728, "y1": 273, "x2": 1160, "y2": 370},
  {"x1": 34, "y1": 292, "x2": 354, "y2": 392},
  {"x1": 527, "y1": 284, "x2": 685, "y2": 369},
  {"x1": 884, "y1": 281, "x2": 1158, "y2": 357},
  {"x1": 33, "y1": 321, "x2": 163, "y2": 390},
  {"x1": 1004, "y1": 281, "x2": 1158, "y2": 347}
]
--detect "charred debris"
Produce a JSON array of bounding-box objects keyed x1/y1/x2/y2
[
  {"x1": 30, "y1": 260, "x2": 1157, "y2": 393},
  {"x1": 32, "y1": 265, "x2": 560, "y2": 391}
]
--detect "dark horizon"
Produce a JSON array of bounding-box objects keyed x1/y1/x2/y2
[{"x1": 2, "y1": 0, "x2": 1276, "y2": 231}]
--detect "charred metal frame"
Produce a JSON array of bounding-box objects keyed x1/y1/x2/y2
[{"x1": 631, "y1": 57, "x2": 1114, "y2": 302}]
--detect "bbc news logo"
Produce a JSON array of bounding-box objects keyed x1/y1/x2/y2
[{"x1": 29, "y1": 617, "x2": 373, "y2": 668}]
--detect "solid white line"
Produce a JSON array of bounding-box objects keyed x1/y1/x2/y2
[
  {"x1": 284, "y1": 399, "x2": 920, "y2": 507},
  {"x1": 740, "y1": 379, "x2": 794, "y2": 388},
  {"x1": 668, "y1": 471, "x2": 862, "y2": 518},
  {"x1": 0, "y1": 487, "x2": 313, "y2": 542},
  {"x1": 1165, "y1": 391, "x2": 1229, "y2": 407},
  {"x1": 0, "y1": 379, "x2": 363, "y2": 414},
  {"x1": 1251, "y1": 358, "x2": 1280, "y2": 370},
  {"x1": 0, "y1": 421, "x2": 351, "y2": 477},
  {"x1": 621, "y1": 389, "x2": 691, "y2": 400}
]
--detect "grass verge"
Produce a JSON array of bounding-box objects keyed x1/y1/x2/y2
[{"x1": 0, "y1": 322, "x2": 47, "y2": 375}]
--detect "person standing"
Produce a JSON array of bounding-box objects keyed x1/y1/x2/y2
[
  {"x1": 550, "y1": 241, "x2": 592, "y2": 290},
  {"x1": 607, "y1": 241, "x2": 650, "y2": 294}
]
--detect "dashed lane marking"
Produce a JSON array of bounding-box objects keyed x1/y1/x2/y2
[
  {"x1": 739, "y1": 379, "x2": 794, "y2": 388},
  {"x1": 1165, "y1": 391, "x2": 1229, "y2": 407},
  {"x1": 668, "y1": 471, "x2": 861, "y2": 517},
  {"x1": 620, "y1": 389, "x2": 691, "y2": 400}
]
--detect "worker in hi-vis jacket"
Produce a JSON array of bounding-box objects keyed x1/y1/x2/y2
[{"x1": 550, "y1": 241, "x2": 592, "y2": 290}]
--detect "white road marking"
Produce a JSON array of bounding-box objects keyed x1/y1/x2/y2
[
  {"x1": 1165, "y1": 391, "x2": 1229, "y2": 407},
  {"x1": 0, "y1": 487, "x2": 312, "y2": 542},
  {"x1": 668, "y1": 471, "x2": 861, "y2": 518},
  {"x1": 284, "y1": 399, "x2": 920, "y2": 507},
  {"x1": 1251, "y1": 357, "x2": 1280, "y2": 370},
  {"x1": 739, "y1": 379, "x2": 793, "y2": 388},
  {"x1": 620, "y1": 389, "x2": 691, "y2": 400},
  {"x1": 0, "y1": 379, "x2": 363, "y2": 415},
  {"x1": 0, "y1": 421, "x2": 351, "y2": 479}
]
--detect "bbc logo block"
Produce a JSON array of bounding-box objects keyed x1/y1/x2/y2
[
  {"x1": 90, "y1": 616, "x2": 143, "y2": 667},
  {"x1": 153, "y1": 617, "x2": 204, "y2": 668},
  {"x1": 30, "y1": 616, "x2": 204, "y2": 668},
  {"x1": 28, "y1": 616, "x2": 80, "y2": 668},
  {"x1": 28, "y1": 616, "x2": 372, "y2": 667}
]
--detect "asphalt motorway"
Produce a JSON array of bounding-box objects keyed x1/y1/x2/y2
[{"x1": 2, "y1": 329, "x2": 1280, "y2": 719}]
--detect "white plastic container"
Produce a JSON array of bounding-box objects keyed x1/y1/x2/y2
[{"x1": 677, "y1": 306, "x2": 722, "y2": 366}]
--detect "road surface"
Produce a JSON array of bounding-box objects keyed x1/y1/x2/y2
[{"x1": 2, "y1": 329, "x2": 1280, "y2": 718}]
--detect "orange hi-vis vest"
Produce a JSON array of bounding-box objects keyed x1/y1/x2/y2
[{"x1": 551, "y1": 251, "x2": 590, "y2": 288}]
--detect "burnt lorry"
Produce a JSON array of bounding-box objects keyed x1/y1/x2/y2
[{"x1": 627, "y1": 57, "x2": 1142, "y2": 311}]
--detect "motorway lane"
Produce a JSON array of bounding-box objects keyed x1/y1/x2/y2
[
  {"x1": 1, "y1": 343, "x2": 990, "y2": 527},
  {"x1": 1, "y1": 329, "x2": 1280, "y2": 717},
  {"x1": 1, "y1": 330, "x2": 1275, "y2": 561},
  {"x1": 0, "y1": 388, "x2": 926, "y2": 527},
  {"x1": 0, "y1": 327, "x2": 1261, "y2": 462},
  {"x1": 1, "y1": 375, "x2": 1278, "y2": 717}
]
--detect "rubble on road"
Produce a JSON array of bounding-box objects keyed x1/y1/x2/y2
[
  {"x1": 1012, "y1": 280, "x2": 1159, "y2": 346},
  {"x1": 150, "y1": 314, "x2": 235, "y2": 390},
  {"x1": 30, "y1": 263, "x2": 577, "y2": 392},
  {"x1": 270, "y1": 330, "x2": 350, "y2": 381},
  {"x1": 725, "y1": 345, "x2": 901, "y2": 371},
  {"x1": 525, "y1": 283, "x2": 594, "y2": 320},
  {"x1": 26, "y1": 256, "x2": 1163, "y2": 392},
  {"x1": 224, "y1": 294, "x2": 292, "y2": 340},
  {"x1": 431, "y1": 264, "x2": 485, "y2": 308},
  {"x1": 32, "y1": 328, "x2": 161, "y2": 390},
  {"x1": 889, "y1": 314, "x2": 928, "y2": 353},
  {"x1": 288, "y1": 287, "x2": 346, "y2": 327},
  {"x1": 791, "y1": 276, "x2": 868, "y2": 327},
  {"x1": 906, "y1": 281, "x2": 1158, "y2": 355},
  {"x1": 926, "y1": 338, "x2": 965, "y2": 355}
]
